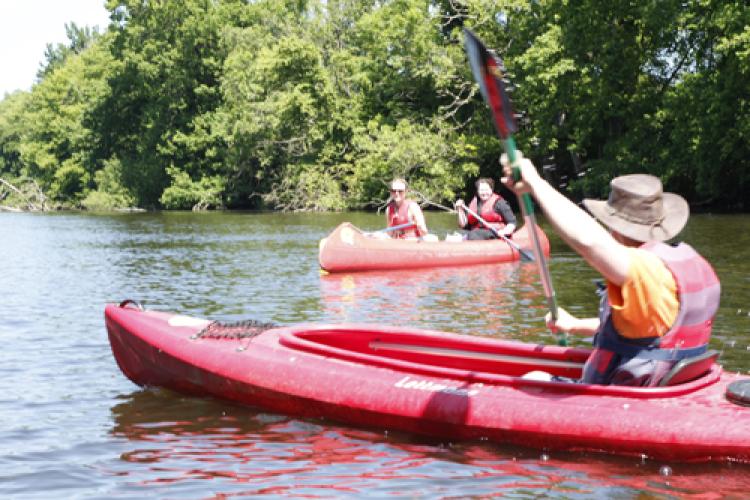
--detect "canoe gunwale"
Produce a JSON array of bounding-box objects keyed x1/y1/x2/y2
[{"x1": 318, "y1": 222, "x2": 549, "y2": 272}]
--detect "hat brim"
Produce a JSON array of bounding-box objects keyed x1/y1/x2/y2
[{"x1": 583, "y1": 193, "x2": 689, "y2": 242}]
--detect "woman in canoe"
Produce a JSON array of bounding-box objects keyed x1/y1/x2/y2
[
  {"x1": 385, "y1": 178, "x2": 429, "y2": 239},
  {"x1": 501, "y1": 151, "x2": 720, "y2": 386},
  {"x1": 455, "y1": 177, "x2": 517, "y2": 240}
]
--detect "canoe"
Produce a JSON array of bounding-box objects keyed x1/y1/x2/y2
[
  {"x1": 318, "y1": 222, "x2": 550, "y2": 273},
  {"x1": 106, "y1": 301, "x2": 750, "y2": 463}
]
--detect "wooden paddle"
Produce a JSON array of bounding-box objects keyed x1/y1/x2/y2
[
  {"x1": 456, "y1": 204, "x2": 534, "y2": 261},
  {"x1": 463, "y1": 28, "x2": 564, "y2": 345}
]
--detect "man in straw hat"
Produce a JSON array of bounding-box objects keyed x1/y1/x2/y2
[{"x1": 501, "y1": 151, "x2": 720, "y2": 386}]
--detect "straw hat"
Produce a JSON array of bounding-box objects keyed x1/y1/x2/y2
[{"x1": 582, "y1": 174, "x2": 689, "y2": 242}]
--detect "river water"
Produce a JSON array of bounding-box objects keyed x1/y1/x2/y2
[{"x1": 1, "y1": 211, "x2": 749, "y2": 498}]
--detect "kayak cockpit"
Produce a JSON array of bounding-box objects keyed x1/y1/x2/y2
[{"x1": 277, "y1": 324, "x2": 722, "y2": 397}]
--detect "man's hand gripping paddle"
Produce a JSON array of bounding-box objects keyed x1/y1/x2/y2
[{"x1": 463, "y1": 29, "x2": 564, "y2": 345}]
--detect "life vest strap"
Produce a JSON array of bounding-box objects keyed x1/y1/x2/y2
[{"x1": 598, "y1": 333, "x2": 707, "y2": 361}]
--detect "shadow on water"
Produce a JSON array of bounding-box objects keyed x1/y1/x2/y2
[{"x1": 109, "y1": 388, "x2": 750, "y2": 498}]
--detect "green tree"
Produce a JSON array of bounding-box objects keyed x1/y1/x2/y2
[
  {"x1": 217, "y1": 10, "x2": 343, "y2": 209},
  {"x1": 662, "y1": 2, "x2": 750, "y2": 209},
  {"x1": 37, "y1": 22, "x2": 101, "y2": 80},
  {"x1": 17, "y1": 34, "x2": 117, "y2": 204},
  {"x1": 0, "y1": 91, "x2": 30, "y2": 177},
  {"x1": 463, "y1": 0, "x2": 750, "y2": 209},
  {"x1": 93, "y1": 0, "x2": 246, "y2": 207},
  {"x1": 3, "y1": 0, "x2": 748, "y2": 211}
]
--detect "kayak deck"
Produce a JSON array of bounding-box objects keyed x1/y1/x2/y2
[{"x1": 276, "y1": 326, "x2": 723, "y2": 398}]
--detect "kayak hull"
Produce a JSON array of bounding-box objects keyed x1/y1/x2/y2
[
  {"x1": 106, "y1": 303, "x2": 750, "y2": 463},
  {"x1": 318, "y1": 222, "x2": 550, "y2": 273}
]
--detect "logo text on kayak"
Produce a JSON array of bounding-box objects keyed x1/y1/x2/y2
[{"x1": 394, "y1": 376, "x2": 479, "y2": 396}]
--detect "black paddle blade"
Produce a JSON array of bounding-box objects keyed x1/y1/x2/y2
[{"x1": 463, "y1": 28, "x2": 518, "y2": 139}]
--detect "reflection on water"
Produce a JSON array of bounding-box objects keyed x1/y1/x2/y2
[
  {"x1": 319, "y1": 263, "x2": 548, "y2": 340},
  {"x1": 109, "y1": 389, "x2": 750, "y2": 497}
]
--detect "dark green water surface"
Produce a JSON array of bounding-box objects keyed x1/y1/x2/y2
[{"x1": 1, "y1": 211, "x2": 749, "y2": 498}]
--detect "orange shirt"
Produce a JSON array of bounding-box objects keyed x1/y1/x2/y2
[{"x1": 607, "y1": 248, "x2": 679, "y2": 339}]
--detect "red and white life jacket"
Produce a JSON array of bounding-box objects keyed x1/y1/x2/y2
[{"x1": 387, "y1": 200, "x2": 421, "y2": 238}]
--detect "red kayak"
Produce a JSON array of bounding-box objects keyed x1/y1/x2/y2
[
  {"x1": 318, "y1": 222, "x2": 550, "y2": 273},
  {"x1": 106, "y1": 301, "x2": 750, "y2": 463}
]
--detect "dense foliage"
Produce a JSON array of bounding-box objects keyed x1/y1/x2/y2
[{"x1": 1, "y1": 0, "x2": 748, "y2": 211}]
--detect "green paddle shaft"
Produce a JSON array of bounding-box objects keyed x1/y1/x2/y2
[{"x1": 504, "y1": 137, "x2": 565, "y2": 345}]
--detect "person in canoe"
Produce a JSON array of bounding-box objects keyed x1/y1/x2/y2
[
  {"x1": 454, "y1": 177, "x2": 517, "y2": 240},
  {"x1": 385, "y1": 178, "x2": 429, "y2": 239},
  {"x1": 501, "y1": 151, "x2": 720, "y2": 386}
]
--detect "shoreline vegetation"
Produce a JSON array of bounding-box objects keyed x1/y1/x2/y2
[
  {"x1": 1, "y1": 1, "x2": 748, "y2": 214},
  {"x1": 0, "y1": 177, "x2": 47, "y2": 212}
]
